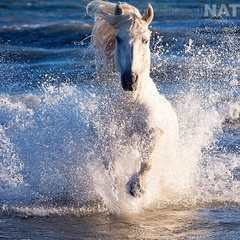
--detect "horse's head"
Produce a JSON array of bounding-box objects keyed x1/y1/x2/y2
[{"x1": 113, "y1": 3, "x2": 154, "y2": 91}]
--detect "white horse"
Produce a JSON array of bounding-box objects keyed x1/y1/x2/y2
[{"x1": 87, "y1": 1, "x2": 179, "y2": 197}]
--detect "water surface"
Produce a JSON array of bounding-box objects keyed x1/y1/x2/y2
[{"x1": 0, "y1": 0, "x2": 240, "y2": 239}]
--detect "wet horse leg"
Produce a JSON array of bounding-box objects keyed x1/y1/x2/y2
[{"x1": 128, "y1": 128, "x2": 164, "y2": 197}]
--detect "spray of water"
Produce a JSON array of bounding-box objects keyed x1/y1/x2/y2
[{"x1": 1, "y1": 26, "x2": 240, "y2": 216}]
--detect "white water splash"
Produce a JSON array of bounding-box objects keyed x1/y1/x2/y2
[
  {"x1": 0, "y1": 125, "x2": 24, "y2": 189},
  {"x1": 1, "y1": 28, "x2": 239, "y2": 216}
]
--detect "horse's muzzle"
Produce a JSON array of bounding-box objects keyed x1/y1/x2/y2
[{"x1": 121, "y1": 72, "x2": 138, "y2": 91}]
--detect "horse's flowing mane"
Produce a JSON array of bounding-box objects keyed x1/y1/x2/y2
[{"x1": 86, "y1": 1, "x2": 147, "y2": 64}]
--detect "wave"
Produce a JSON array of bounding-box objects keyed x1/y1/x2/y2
[
  {"x1": 0, "y1": 21, "x2": 92, "y2": 48},
  {"x1": 0, "y1": 80, "x2": 239, "y2": 217},
  {"x1": 0, "y1": 17, "x2": 240, "y2": 216}
]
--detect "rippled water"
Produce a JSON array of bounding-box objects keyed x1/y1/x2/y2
[{"x1": 0, "y1": 0, "x2": 240, "y2": 239}]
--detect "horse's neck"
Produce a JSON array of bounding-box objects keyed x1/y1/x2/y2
[{"x1": 134, "y1": 70, "x2": 159, "y2": 108}]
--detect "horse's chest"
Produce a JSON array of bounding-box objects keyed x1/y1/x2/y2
[
  {"x1": 120, "y1": 103, "x2": 154, "y2": 161},
  {"x1": 120, "y1": 102, "x2": 148, "y2": 135}
]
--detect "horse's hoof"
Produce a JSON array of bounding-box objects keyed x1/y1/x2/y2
[{"x1": 128, "y1": 174, "x2": 145, "y2": 198}]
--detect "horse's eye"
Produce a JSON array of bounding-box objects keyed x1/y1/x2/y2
[
  {"x1": 116, "y1": 36, "x2": 121, "y2": 43},
  {"x1": 142, "y1": 39, "x2": 149, "y2": 44}
]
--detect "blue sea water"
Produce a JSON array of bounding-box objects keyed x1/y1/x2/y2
[{"x1": 0, "y1": 0, "x2": 240, "y2": 239}]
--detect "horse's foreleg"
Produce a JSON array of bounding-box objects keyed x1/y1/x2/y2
[
  {"x1": 139, "y1": 127, "x2": 164, "y2": 179},
  {"x1": 128, "y1": 161, "x2": 152, "y2": 197},
  {"x1": 128, "y1": 128, "x2": 164, "y2": 197}
]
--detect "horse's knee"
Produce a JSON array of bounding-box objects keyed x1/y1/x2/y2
[{"x1": 139, "y1": 161, "x2": 151, "y2": 176}]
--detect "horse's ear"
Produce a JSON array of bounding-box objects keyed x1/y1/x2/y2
[
  {"x1": 142, "y1": 3, "x2": 154, "y2": 24},
  {"x1": 115, "y1": 2, "x2": 124, "y2": 15}
]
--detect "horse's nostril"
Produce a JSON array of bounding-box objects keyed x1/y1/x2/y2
[{"x1": 121, "y1": 72, "x2": 139, "y2": 91}]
